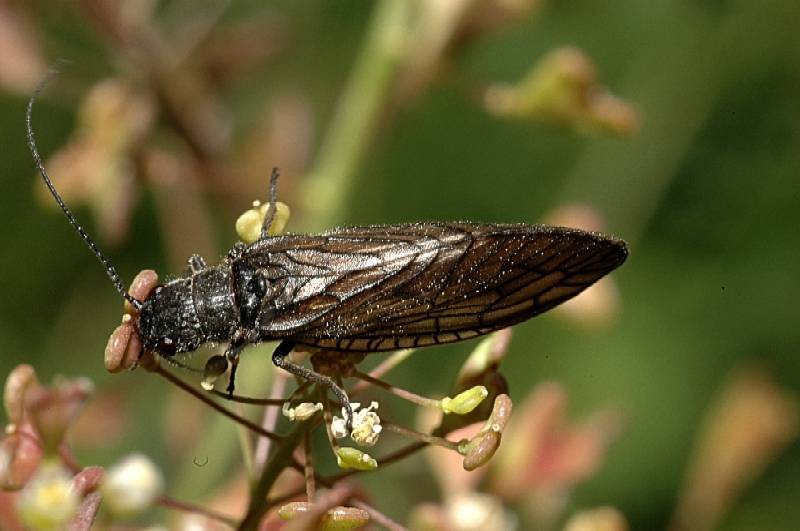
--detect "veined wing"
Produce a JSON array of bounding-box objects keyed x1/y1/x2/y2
[{"x1": 242, "y1": 222, "x2": 628, "y2": 351}]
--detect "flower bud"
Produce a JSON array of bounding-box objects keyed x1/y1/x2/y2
[
  {"x1": 564, "y1": 506, "x2": 628, "y2": 531},
  {"x1": 282, "y1": 402, "x2": 323, "y2": 422},
  {"x1": 279, "y1": 502, "x2": 370, "y2": 530},
  {"x1": 441, "y1": 386, "x2": 489, "y2": 415},
  {"x1": 462, "y1": 430, "x2": 501, "y2": 471},
  {"x1": 486, "y1": 393, "x2": 513, "y2": 432},
  {"x1": 101, "y1": 454, "x2": 163, "y2": 518},
  {"x1": 17, "y1": 464, "x2": 79, "y2": 530},
  {"x1": 0, "y1": 422, "x2": 43, "y2": 489},
  {"x1": 320, "y1": 506, "x2": 371, "y2": 530},
  {"x1": 4, "y1": 364, "x2": 38, "y2": 424},
  {"x1": 484, "y1": 47, "x2": 638, "y2": 136},
  {"x1": 671, "y1": 367, "x2": 799, "y2": 531},
  {"x1": 459, "y1": 394, "x2": 512, "y2": 471},
  {"x1": 335, "y1": 447, "x2": 377, "y2": 471},
  {"x1": 26, "y1": 377, "x2": 93, "y2": 454},
  {"x1": 457, "y1": 330, "x2": 512, "y2": 384},
  {"x1": 236, "y1": 200, "x2": 290, "y2": 243},
  {"x1": 444, "y1": 492, "x2": 515, "y2": 531},
  {"x1": 278, "y1": 501, "x2": 311, "y2": 520}
]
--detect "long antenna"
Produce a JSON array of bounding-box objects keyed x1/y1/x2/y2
[{"x1": 26, "y1": 68, "x2": 143, "y2": 311}]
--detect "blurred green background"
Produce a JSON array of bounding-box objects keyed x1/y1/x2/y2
[{"x1": 1, "y1": 1, "x2": 799, "y2": 529}]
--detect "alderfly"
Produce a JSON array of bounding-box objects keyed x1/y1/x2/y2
[{"x1": 27, "y1": 75, "x2": 628, "y2": 428}]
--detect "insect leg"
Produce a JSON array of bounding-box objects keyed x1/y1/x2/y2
[
  {"x1": 271, "y1": 339, "x2": 354, "y2": 432},
  {"x1": 224, "y1": 330, "x2": 252, "y2": 396},
  {"x1": 259, "y1": 167, "x2": 280, "y2": 240},
  {"x1": 227, "y1": 356, "x2": 239, "y2": 396}
]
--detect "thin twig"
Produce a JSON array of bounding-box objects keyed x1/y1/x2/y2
[
  {"x1": 158, "y1": 495, "x2": 238, "y2": 527},
  {"x1": 353, "y1": 370, "x2": 440, "y2": 409},
  {"x1": 235, "y1": 400, "x2": 255, "y2": 477},
  {"x1": 271, "y1": 441, "x2": 429, "y2": 507},
  {"x1": 211, "y1": 390, "x2": 287, "y2": 406},
  {"x1": 349, "y1": 349, "x2": 414, "y2": 397},
  {"x1": 320, "y1": 387, "x2": 342, "y2": 458},
  {"x1": 353, "y1": 499, "x2": 409, "y2": 531},
  {"x1": 153, "y1": 364, "x2": 282, "y2": 442},
  {"x1": 382, "y1": 421, "x2": 461, "y2": 451},
  {"x1": 303, "y1": 427, "x2": 316, "y2": 503},
  {"x1": 253, "y1": 369, "x2": 290, "y2": 473}
]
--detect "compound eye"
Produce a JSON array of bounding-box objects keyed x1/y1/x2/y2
[{"x1": 156, "y1": 337, "x2": 177, "y2": 357}]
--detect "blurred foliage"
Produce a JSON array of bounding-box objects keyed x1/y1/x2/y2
[{"x1": 1, "y1": 0, "x2": 799, "y2": 529}]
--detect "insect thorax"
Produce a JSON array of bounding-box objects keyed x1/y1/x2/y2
[{"x1": 137, "y1": 267, "x2": 239, "y2": 356}]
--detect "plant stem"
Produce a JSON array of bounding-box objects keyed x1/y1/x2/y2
[
  {"x1": 153, "y1": 364, "x2": 281, "y2": 442},
  {"x1": 383, "y1": 421, "x2": 461, "y2": 451},
  {"x1": 349, "y1": 349, "x2": 414, "y2": 397},
  {"x1": 354, "y1": 370, "x2": 441, "y2": 409},
  {"x1": 303, "y1": 427, "x2": 316, "y2": 502},
  {"x1": 353, "y1": 499, "x2": 409, "y2": 531},
  {"x1": 300, "y1": 0, "x2": 410, "y2": 228},
  {"x1": 253, "y1": 370, "x2": 289, "y2": 474},
  {"x1": 158, "y1": 495, "x2": 237, "y2": 527},
  {"x1": 238, "y1": 424, "x2": 305, "y2": 531}
]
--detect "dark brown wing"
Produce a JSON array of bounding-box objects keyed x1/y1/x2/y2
[{"x1": 241, "y1": 222, "x2": 628, "y2": 351}]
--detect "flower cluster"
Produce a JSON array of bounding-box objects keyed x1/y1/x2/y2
[{"x1": 0, "y1": 366, "x2": 163, "y2": 530}]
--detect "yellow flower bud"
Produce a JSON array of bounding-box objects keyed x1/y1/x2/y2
[
  {"x1": 335, "y1": 447, "x2": 378, "y2": 471},
  {"x1": 235, "y1": 201, "x2": 290, "y2": 243},
  {"x1": 441, "y1": 386, "x2": 489, "y2": 415}
]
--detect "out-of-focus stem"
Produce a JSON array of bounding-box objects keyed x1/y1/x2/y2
[
  {"x1": 303, "y1": 428, "x2": 316, "y2": 502},
  {"x1": 252, "y1": 370, "x2": 289, "y2": 475},
  {"x1": 353, "y1": 499, "x2": 410, "y2": 531},
  {"x1": 153, "y1": 364, "x2": 281, "y2": 442},
  {"x1": 300, "y1": 0, "x2": 410, "y2": 228},
  {"x1": 238, "y1": 424, "x2": 305, "y2": 531},
  {"x1": 158, "y1": 495, "x2": 237, "y2": 527},
  {"x1": 235, "y1": 402, "x2": 255, "y2": 477}
]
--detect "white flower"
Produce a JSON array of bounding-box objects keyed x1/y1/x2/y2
[
  {"x1": 332, "y1": 402, "x2": 382, "y2": 446},
  {"x1": 445, "y1": 492, "x2": 517, "y2": 531},
  {"x1": 101, "y1": 454, "x2": 163, "y2": 518},
  {"x1": 17, "y1": 464, "x2": 78, "y2": 530}
]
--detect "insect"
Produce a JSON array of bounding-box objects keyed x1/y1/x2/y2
[{"x1": 27, "y1": 77, "x2": 628, "y2": 429}]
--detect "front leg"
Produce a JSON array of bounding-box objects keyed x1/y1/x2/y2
[
  {"x1": 271, "y1": 339, "x2": 354, "y2": 432},
  {"x1": 224, "y1": 328, "x2": 253, "y2": 396}
]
